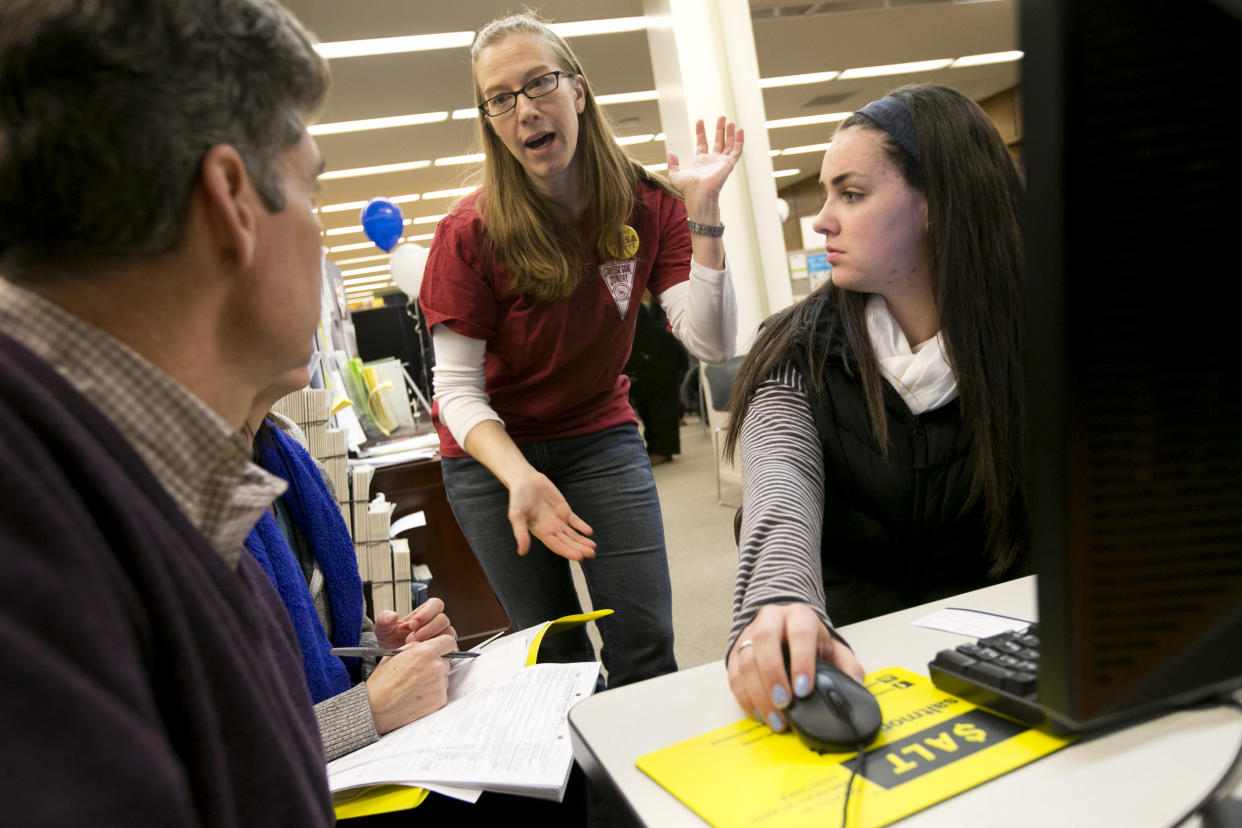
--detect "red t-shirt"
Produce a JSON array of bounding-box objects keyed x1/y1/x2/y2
[{"x1": 419, "y1": 184, "x2": 691, "y2": 457}]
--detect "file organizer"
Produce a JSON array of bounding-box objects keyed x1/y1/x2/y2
[{"x1": 273, "y1": 387, "x2": 417, "y2": 618}]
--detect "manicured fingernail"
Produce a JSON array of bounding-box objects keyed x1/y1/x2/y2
[
  {"x1": 752, "y1": 709, "x2": 763, "y2": 724},
  {"x1": 794, "y1": 674, "x2": 811, "y2": 697},
  {"x1": 767, "y1": 711, "x2": 785, "y2": 732},
  {"x1": 771, "y1": 685, "x2": 790, "y2": 708}
]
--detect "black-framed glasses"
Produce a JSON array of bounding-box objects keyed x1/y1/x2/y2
[{"x1": 478, "y1": 70, "x2": 575, "y2": 118}]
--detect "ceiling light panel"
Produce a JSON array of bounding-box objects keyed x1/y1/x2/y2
[
  {"x1": 319, "y1": 194, "x2": 419, "y2": 214},
  {"x1": 766, "y1": 112, "x2": 851, "y2": 129},
  {"x1": 310, "y1": 111, "x2": 448, "y2": 136},
  {"x1": 422, "y1": 187, "x2": 476, "y2": 200},
  {"x1": 780, "y1": 141, "x2": 832, "y2": 155},
  {"x1": 838, "y1": 58, "x2": 954, "y2": 79},
  {"x1": 759, "y1": 70, "x2": 840, "y2": 88},
  {"x1": 340, "y1": 265, "x2": 390, "y2": 278},
  {"x1": 334, "y1": 254, "x2": 390, "y2": 266},
  {"x1": 320, "y1": 160, "x2": 431, "y2": 180},
  {"x1": 315, "y1": 31, "x2": 475, "y2": 59},
  {"x1": 951, "y1": 50, "x2": 1023, "y2": 67},
  {"x1": 434, "y1": 154, "x2": 485, "y2": 167},
  {"x1": 328, "y1": 241, "x2": 383, "y2": 253},
  {"x1": 549, "y1": 17, "x2": 648, "y2": 37},
  {"x1": 596, "y1": 90, "x2": 660, "y2": 105}
]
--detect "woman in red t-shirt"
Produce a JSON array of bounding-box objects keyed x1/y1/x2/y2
[{"x1": 419, "y1": 13, "x2": 742, "y2": 687}]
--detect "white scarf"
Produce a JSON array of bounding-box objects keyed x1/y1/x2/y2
[{"x1": 864, "y1": 294, "x2": 958, "y2": 415}]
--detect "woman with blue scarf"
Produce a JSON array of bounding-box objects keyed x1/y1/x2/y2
[{"x1": 245, "y1": 368, "x2": 458, "y2": 760}]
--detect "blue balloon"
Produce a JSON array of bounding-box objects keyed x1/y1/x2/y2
[{"x1": 360, "y1": 198, "x2": 404, "y2": 252}]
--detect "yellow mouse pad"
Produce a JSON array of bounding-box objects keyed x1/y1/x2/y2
[{"x1": 636, "y1": 667, "x2": 1074, "y2": 828}]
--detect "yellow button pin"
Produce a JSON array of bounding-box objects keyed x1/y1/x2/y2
[{"x1": 620, "y1": 225, "x2": 639, "y2": 259}]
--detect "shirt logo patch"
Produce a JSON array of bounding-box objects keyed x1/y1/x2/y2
[{"x1": 600, "y1": 259, "x2": 636, "y2": 319}]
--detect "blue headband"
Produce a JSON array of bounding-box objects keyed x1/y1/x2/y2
[{"x1": 857, "y1": 95, "x2": 919, "y2": 162}]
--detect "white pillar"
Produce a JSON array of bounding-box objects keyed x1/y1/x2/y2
[{"x1": 643, "y1": 0, "x2": 794, "y2": 355}]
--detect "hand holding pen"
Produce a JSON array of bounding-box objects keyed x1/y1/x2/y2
[{"x1": 360, "y1": 632, "x2": 458, "y2": 735}]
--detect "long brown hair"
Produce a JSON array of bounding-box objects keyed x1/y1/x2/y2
[
  {"x1": 469, "y1": 14, "x2": 677, "y2": 302},
  {"x1": 726, "y1": 84, "x2": 1027, "y2": 576}
]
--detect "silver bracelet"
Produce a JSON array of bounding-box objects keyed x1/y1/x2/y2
[{"x1": 686, "y1": 218, "x2": 725, "y2": 237}]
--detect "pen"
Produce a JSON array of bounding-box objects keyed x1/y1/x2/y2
[{"x1": 328, "y1": 647, "x2": 481, "y2": 659}]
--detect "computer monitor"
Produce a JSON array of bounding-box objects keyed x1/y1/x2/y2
[
  {"x1": 351, "y1": 302, "x2": 434, "y2": 405},
  {"x1": 1021, "y1": 0, "x2": 1242, "y2": 731}
]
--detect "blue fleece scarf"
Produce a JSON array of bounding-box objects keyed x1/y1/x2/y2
[{"x1": 245, "y1": 420, "x2": 363, "y2": 703}]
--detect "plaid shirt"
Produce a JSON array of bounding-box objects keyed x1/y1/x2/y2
[{"x1": 0, "y1": 277, "x2": 284, "y2": 567}]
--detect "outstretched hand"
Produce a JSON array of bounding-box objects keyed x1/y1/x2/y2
[
  {"x1": 667, "y1": 116, "x2": 745, "y2": 216},
  {"x1": 508, "y1": 470, "x2": 596, "y2": 562}
]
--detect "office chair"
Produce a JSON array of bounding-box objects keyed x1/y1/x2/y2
[{"x1": 700, "y1": 357, "x2": 744, "y2": 508}]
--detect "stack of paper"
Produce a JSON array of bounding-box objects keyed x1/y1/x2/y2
[
  {"x1": 327, "y1": 611, "x2": 611, "y2": 819},
  {"x1": 347, "y1": 464, "x2": 373, "y2": 545},
  {"x1": 271, "y1": 386, "x2": 350, "y2": 513},
  {"x1": 362, "y1": 495, "x2": 395, "y2": 616},
  {"x1": 390, "y1": 538, "x2": 412, "y2": 616}
]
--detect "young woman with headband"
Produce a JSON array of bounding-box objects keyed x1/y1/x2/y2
[
  {"x1": 419, "y1": 13, "x2": 743, "y2": 687},
  {"x1": 724, "y1": 84, "x2": 1028, "y2": 734}
]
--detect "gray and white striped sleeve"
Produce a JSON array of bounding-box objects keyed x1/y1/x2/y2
[{"x1": 728, "y1": 362, "x2": 833, "y2": 652}]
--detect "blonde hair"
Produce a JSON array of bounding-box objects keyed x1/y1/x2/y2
[{"x1": 470, "y1": 14, "x2": 677, "y2": 302}]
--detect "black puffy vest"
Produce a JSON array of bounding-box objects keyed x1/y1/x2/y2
[{"x1": 792, "y1": 312, "x2": 996, "y2": 626}]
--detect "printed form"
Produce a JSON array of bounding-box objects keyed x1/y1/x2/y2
[{"x1": 327, "y1": 620, "x2": 601, "y2": 801}]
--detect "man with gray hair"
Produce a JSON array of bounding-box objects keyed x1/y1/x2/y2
[{"x1": 0, "y1": 0, "x2": 336, "y2": 822}]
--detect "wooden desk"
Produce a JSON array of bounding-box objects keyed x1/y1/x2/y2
[{"x1": 371, "y1": 457, "x2": 511, "y2": 648}]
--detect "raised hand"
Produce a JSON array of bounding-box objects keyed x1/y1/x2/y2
[{"x1": 667, "y1": 116, "x2": 745, "y2": 218}]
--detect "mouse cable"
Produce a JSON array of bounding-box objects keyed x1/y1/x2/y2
[
  {"x1": 1166, "y1": 695, "x2": 1242, "y2": 828},
  {"x1": 839, "y1": 738, "x2": 867, "y2": 828}
]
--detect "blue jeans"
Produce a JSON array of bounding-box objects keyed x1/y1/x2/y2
[{"x1": 441, "y1": 424, "x2": 677, "y2": 687}]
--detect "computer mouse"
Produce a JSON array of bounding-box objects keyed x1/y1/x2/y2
[{"x1": 785, "y1": 659, "x2": 882, "y2": 753}]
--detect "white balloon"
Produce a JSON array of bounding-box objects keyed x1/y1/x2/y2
[
  {"x1": 775, "y1": 197, "x2": 791, "y2": 224},
  {"x1": 390, "y1": 243, "x2": 429, "y2": 297}
]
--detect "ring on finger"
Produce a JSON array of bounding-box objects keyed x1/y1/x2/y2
[{"x1": 737, "y1": 639, "x2": 754, "y2": 652}]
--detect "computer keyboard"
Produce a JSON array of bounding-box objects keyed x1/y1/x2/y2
[{"x1": 928, "y1": 623, "x2": 1053, "y2": 729}]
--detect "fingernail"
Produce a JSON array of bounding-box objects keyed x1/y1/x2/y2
[
  {"x1": 752, "y1": 709, "x2": 763, "y2": 724},
  {"x1": 854, "y1": 674, "x2": 866, "y2": 685},
  {"x1": 794, "y1": 674, "x2": 811, "y2": 698},
  {"x1": 771, "y1": 685, "x2": 790, "y2": 708},
  {"x1": 767, "y1": 711, "x2": 785, "y2": 732}
]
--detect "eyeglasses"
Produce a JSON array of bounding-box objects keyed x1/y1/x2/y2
[{"x1": 478, "y1": 70, "x2": 576, "y2": 118}]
